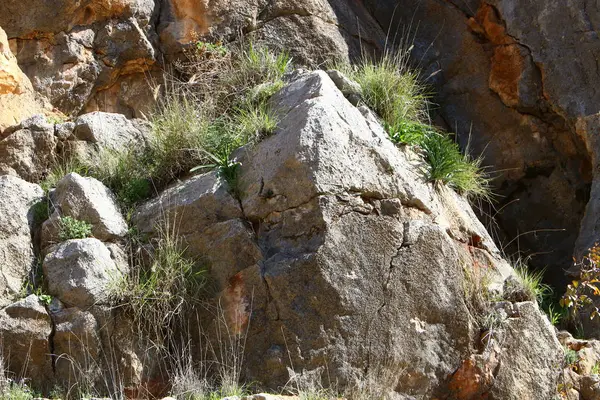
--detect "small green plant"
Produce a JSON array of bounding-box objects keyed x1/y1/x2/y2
[
  {"x1": 190, "y1": 147, "x2": 242, "y2": 194},
  {"x1": 544, "y1": 303, "x2": 567, "y2": 326},
  {"x1": 385, "y1": 119, "x2": 432, "y2": 146},
  {"x1": 58, "y1": 216, "x2": 93, "y2": 241},
  {"x1": 37, "y1": 292, "x2": 52, "y2": 306},
  {"x1": 564, "y1": 348, "x2": 579, "y2": 370},
  {"x1": 0, "y1": 382, "x2": 34, "y2": 400},
  {"x1": 592, "y1": 361, "x2": 600, "y2": 375},
  {"x1": 30, "y1": 198, "x2": 50, "y2": 226},
  {"x1": 196, "y1": 41, "x2": 228, "y2": 57}
]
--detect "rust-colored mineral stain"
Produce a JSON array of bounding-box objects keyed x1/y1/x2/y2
[
  {"x1": 448, "y1": 358, "x2": 491, "y2": 400},
  {"x1": 489, "y1": 44, "x2": 525, "y2": 108},
  {"x1": 224, "y1": 272, "x2": 250, "y2": 335},
  {"x1": 171, "y1": 0, "x2": 209, "y2": 40}
]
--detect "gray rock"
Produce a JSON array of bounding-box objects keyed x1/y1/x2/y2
[
  {"x1": 43, "y1": 238, "x2": 127, "y2": 308},
  {"x1": 487, "y1": 302, "x2": 563, "y2": 399},
  {"x1": 73, "y1": 112, "x2": 148, "y2": 151},
  {"x1": 42, "y1": 172, "x2": 127, "y2": 246},
  {"x1": 51, "y1": 307, "x2": 102, "y2": 386},
  {"x1": 138, "y1": 70, "x2": 514, "y2": 395},
  {"x1": 0, "y1": 121, "x2": 57, "y2": 182},
  {"x1": 0, "y1": 296, "x2": 53, "y2": 386},
  {"x1": 5, "y1": 294, "x2": 51, "y2": 322},
  {"x1": 326, "y1": 69, "x2": 362, "y2": 105},
  {"x1": 0, "y1": 176, "x2": 44, "y2": 307},
  {"x1": 580, "y1": 375, "x2": 600, "y2": 400}
]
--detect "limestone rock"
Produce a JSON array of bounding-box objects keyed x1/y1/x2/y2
[
  {"x1": 41, "y1": 173, "x2": 127, "y2": 245},
  {"x1": 43, "y1": 238, "x2": 127, "y2": 308},
  {"x1": 51, "y1": 307, "x2": 102, "y2": 386},
  {"x1": 487, "y1": 302, "x2": 563, "y2": 399},
  {"x1": 0, "y1": 295, "x2": 53, "y2": 386},
  {"x1": 73, "y1": 112, "x2": 149, "y2": 151},
  {"x1": 0, "y1": 115, "x2": 57, "y2": 182},
  {"x1": 133, "y1": 70, "x2": 515, "y2": 395},
  {"x1": 0, "y1": 176, "x2": 44, "y2": 307}
]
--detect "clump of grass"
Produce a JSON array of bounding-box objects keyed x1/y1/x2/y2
[
  {"x1": 234, "y1": 102, "x2": 279, "y2": 144},
  {"x1": 58, "y1": 216, "x2": 93, "y2": 241},
  {"x1": 339, "y1": 50, "x2": 490, "y2": 200},
  {"x1": 420, "y1": 132, "x2": 490, "y2": 198},
  {"x1": 87, "y1": 147, "x2": 152, "y2": 208},
  {"x1": 504, "y1": 261, "x2": 551, "y2": 304},
  {"x1": 112, "y1": 223, "x2": 206, "y2": 349},
  {"x1": 342, "y1": 51, "x2": 427, "y2": 126},
  {"x1": 41, "y1": 156, "x2": 88, "y2": 193}
]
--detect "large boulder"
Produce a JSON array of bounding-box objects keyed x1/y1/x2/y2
[
  {"x1": 0, "y1": 175, "x2": 44, "y2": 308},
  {"x1": 42, "y1": 238, "x2": 128, "y2": 308},
  {"x1": 0, "y1": 114, "x2": 57, "y2": 182},
  {"x1": 73, "y1": 111, "x2": 149, "y2": 151},
  {"x1": 41, "y1": 173, "x2": 127, "y2": 246},
  {"x1": 134, "y1": 70, "x2": 519, "y2": 395},
  {"x1": 0, "y1": 295, "x2": 53, "y2": 387}
]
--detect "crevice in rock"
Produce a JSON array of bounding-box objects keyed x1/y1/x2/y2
[{"x1": 46, "y1": 305, "x2": 57, "y2": 375}]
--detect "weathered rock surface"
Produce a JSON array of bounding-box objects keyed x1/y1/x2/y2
[
  {"x1": 73, "y1": 111, "x2": 149, "y2": 152},
  {"x1": 133, "y1": 70, "x2": 530, "y2": 396},
  {"x1": 43, "y1": 238, "x2": 127, "y2": 308},
  {"x1": 362, "y1": 0, "x2": 600, "y2": 288},
  {"x1": 42, "y1": 173, "x2": 127, "y2": 245},
  {"x1": 487, "y1": 302, "x2": 562, "y2": 399},
  {"x1": 0, "y1": 295, "x2": 53, "y2": 387},
  {"x1": 0, "y1": 115, "x2": 57, "y2": 182},
  {"x1": 0, "y1": 26, "x2": 45, "y2": 131},
  {"x1": 0, "y1": 0, "x2": 387, "y2": 117},
  {"x1": 0, "y1": 176, "x2": 44, "y2": 308}
]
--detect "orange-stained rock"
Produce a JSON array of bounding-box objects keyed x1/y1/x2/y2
[
  {"x1": 448, "y1": 355, "x2": 495, "y2": 400},
  {"x1": 0, "y1": 26, "x2": 30, "y2": 95},
  {"x1": 0, "y1": 26, "x2": 45, "y2": 131}
]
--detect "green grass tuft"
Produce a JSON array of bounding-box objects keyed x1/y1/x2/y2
[
  {"x1": 511, "y1": 262, "x2": 552, "y2": 304},
  {"x1": 420, "y1": 132, "x2": 491, "y2": 198},
  {"x1": 343, "y1": 52, "x2": 427, "y2": 125}
]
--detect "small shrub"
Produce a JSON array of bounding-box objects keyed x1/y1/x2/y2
[
  {"x1": 564, "y1": 348, "x2": 579, "y2": 369},
  {"x1": 58, "y1": 216, "x2": 93, "y2": 241},
  {"x1": 30, "y1": 199, "x2": 50, "y2": 226},
  {"x1": 561, "y1": 244, "x2": 600, "y2": 320}
]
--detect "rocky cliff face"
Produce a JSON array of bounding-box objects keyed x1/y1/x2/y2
[
  {"x1": 1, "y1": 0, "x2": 600, "y2": 399},
  {"x1": 363, "y1": 0, "x2": 600, "y2": 288}
]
